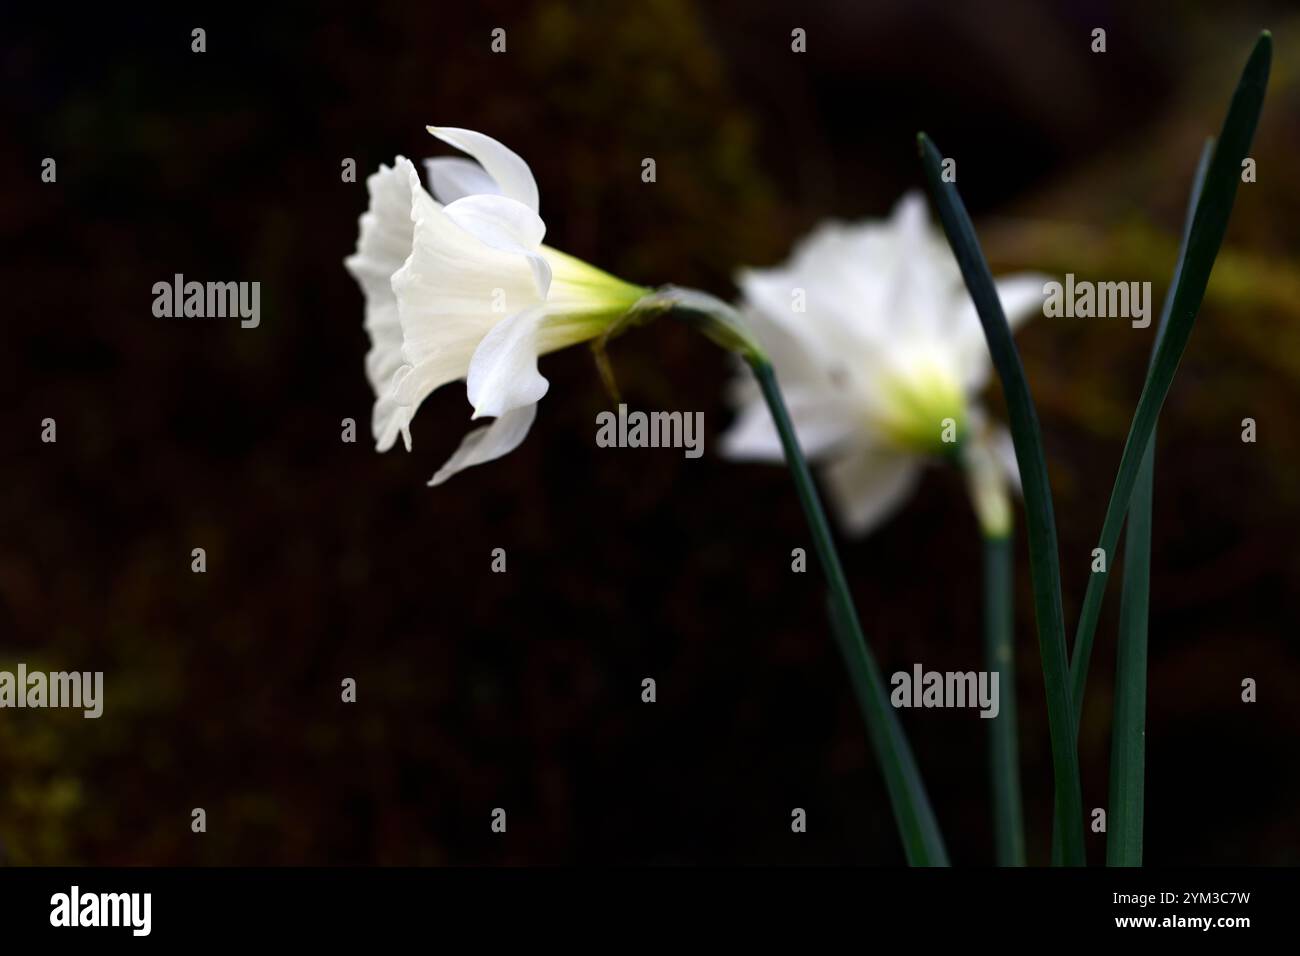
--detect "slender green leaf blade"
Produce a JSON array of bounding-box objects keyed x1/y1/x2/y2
[
  {"x1": 1068, "y1": 32, "x2": 1270, "y2": 723},
  {"x1": 1051, "y1": 140, "x2": 1216, "y2": 866},
  {"x1": 918, "y1": 132, "x2": 1085, "y2": 866},
  {"x1": 1108, "y1": 440, "x2": 1154, "y2": 865},
  {"x1": 1107, "y1": 138, "x2": 1215, "y2": 867}
]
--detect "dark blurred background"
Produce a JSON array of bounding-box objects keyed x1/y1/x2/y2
[{"x1": 2, "y1": 1, "x2": 1297, "y2": 865}]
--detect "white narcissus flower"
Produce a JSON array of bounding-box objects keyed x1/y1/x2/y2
[
  {"x1": 721, "y1": 192, "x2": 1046, "y2": 536},
  {"x1": 345, "y1": 127, "x2": 648, "y2": 485}
]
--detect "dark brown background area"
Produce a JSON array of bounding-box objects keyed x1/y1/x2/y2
[{"x1": 1, "y1": 1, "x2": 1297, "y2": 865}]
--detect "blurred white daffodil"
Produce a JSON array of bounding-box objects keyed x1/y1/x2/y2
[
  {"x1": 721, "y1": 192, "x2": 1046, "y2": 537},
  {"x1": 345, "y1": 127, "x2": 647, "y2": 485}
]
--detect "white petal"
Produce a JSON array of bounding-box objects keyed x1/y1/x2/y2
[
  {"x1": 429, "y1": 403, "x2": 538, "y2": 486},
  {"x1": 466, "y1": 305, "x2": 550, "y2": 419},
  {"x1": 733, "y1": 301, "x2": 834, "y2": 392},
  {"x1": 423, "y1": 157, "x2": 501, "y2": 204},
  {"x1": 382, "y1": 353, "x2": 486, "y2": 453},
  {"x1": 343, "y1": 156, "x2": 421, "y2": 450},
  {"x1": 426, "y1": 126, "x2": 540, "y2": 213},
  {"x1": 995, "y1": 274, "x2": 1049, "y2": 332},
  {"x1": 821, "y1": 449, "x2": 922, "y2": 536},
  {"x1": 953, "y1": 273, "x2": 1049, "y2": 392},
  {"x1": 962, "y1": 424, "x2": 1016, "y2": 536},
  {"x1": 720, "y1": 390, "x2": 856, "y2": 462},
  {"x1": 390, "y1": 352, "x2": 473, "y2": 410},
  {"x1": 391, "y1": 163, "x2": 541, "y2": 384},
  {"x1": 890, "y1": 190, "x2": 930, "y2": 235},
  {"x1": 371, "y1": 390, "x2": 412, "y2": 453},
  {"x1": 886, "y1": 190, "x2": 958, "y2": 339},
  {"x1": 737, "y1": 264, "x2": 869, "y2": 371},
  {"x1": 735, "y1": 219, "x2": 910, "y2": 378},
  {"x1": 442, "y1": 194, "x2": 551, "y2": 296},
  {"x1": 991, "y1": 424, "x2": 1022, "y2": 495}
]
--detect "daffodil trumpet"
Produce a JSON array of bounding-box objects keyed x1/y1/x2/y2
[{"x1": 346, "y1": 126, "x2": 652, "y2": 485}]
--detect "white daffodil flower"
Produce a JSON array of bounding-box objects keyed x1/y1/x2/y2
[
  {"x1": 721, "y1": 192, "x2": 1047, "y2": 536},
  {"x1": 345, "y1": 127, "x2": 648, "y2": 485}
]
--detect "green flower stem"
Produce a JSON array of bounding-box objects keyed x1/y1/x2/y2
[
  {"x1": 982, "y1": 530, "x2": 1026, "y2": 866},
  {"x1": 750, "y1": 355, "x2": 949, "y2": 867}
]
